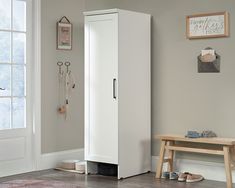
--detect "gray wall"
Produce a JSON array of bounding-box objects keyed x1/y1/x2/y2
[
  {"x1": 42, "y1": 0, "x2": 235, "y2": 162},
  {"x1": 41, "y1": 0, "x2": 85, "y2": 153},
  {"x1": 41, "y1": 0, "x2": 119, "y2": 154},
  {"x1": 85, "y1": 0, "x2": 118, "y2": 10},
  {"x1": 85, "y1": 0, "x2": 235, "y2": 162}
]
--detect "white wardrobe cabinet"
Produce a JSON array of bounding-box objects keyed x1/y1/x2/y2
[{"x1": 84, "y1": 9, "x2": 151, "y2": 179}]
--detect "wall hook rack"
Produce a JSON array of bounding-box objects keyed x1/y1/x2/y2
[
  {"x1": 56, "y1": 61, "x2": 75, "y2": 119},
  {"x1": 198, "y1": 47, "x2": 220, "y2": 73}
]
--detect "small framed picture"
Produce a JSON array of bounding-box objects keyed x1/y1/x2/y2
[
  {"x1": 57, "y1": 17, "x2": 72, "y2": 50},
  {"x1": 186, "y1": 12, "x2": 229, "y2": 39}
]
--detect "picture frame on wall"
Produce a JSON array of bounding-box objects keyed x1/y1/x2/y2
[
  {"x1": 186, "y1": 12, "x2": 229, "y2": 39},
  {"x1": 57, "y1": 16, "x2": 72, "y2": 50}
]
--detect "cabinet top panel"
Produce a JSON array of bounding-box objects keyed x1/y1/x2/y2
[
  {"x1": 84, "y1": 9, "x2": 119, "y2": 16},
  {"x1": 84, "y1": 9, "x2": 151, "y2": 17}
]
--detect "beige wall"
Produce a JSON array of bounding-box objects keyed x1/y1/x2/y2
[
  {"x1": 41, "y1": 0, "x2": 85, "y2": 153},
  {"x1": 85, "y1": 0, "x2": 235, "y2": 161},
  {"x1": 42, "y1": 0, "x2": 235, "y2": 161},
  {"x1": 85, "y1": 0, "x2": 118, "y2": 10}
]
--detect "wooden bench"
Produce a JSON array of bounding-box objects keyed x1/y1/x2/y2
[{"x1": 156, "y1": 134, "x2": 235, "y2": 188}]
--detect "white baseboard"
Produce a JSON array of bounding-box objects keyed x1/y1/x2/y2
[
  {"x1": 37, "y1": 151, "x2": 232, "y2": 182},
  {"x1": 151, "y1": 156, "x2": 235, "y2": 182},
  {"x1": 38, "y1": 148, "x2": 84, "y2": 170}
]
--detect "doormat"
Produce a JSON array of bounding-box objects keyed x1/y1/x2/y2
[{"x1": 0, "y1": 179, "x2": 81, "y2": 188}]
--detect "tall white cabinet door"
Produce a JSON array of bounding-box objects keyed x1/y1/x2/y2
[{"x1": 85, "y1": 14, "x2": 118, "y2": 164}]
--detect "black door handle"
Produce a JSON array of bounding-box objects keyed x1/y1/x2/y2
[
  {"x1": 0, "y1": 88, "x2": 5, "y2": 90},
  {"x1": 113, "y1": 78, "x2": 117, "y2": 99}
]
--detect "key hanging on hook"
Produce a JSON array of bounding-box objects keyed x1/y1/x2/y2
[
  {"x1": 65, "y1": 61, "x2": 71, "y2": 73},
  {"x1": 57, "y1": 61, "x2": 64, "y2": 74}
]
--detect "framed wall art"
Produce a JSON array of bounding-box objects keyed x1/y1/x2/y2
[
  {"x1": 57, "y1": 16, "x2": 72, "y2": 50},
  {"x1": 186, "y1": 12, "x2": 229, "y2": 39}
]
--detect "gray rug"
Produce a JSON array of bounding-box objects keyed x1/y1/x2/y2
[{"x1": 0, "y1": 179, "x2": 80, "y2": 188}]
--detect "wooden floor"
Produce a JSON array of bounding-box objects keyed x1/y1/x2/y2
[{"x1": 0, "y1": 170, "x2": 229, "y2": 188}]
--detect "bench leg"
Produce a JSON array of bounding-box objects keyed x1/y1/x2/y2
[
  {"x1": 156, "y1": 140, "x2": 166, "y2": 178},
  {"x1": 167, "y1": 141, "x2": 174, "y2": 172},
  {"x1": 223, "y1": 146, "x2": 233, "y2": 188}
]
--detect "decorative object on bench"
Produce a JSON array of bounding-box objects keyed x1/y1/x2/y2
[
  {"x1": 155, "y1": 134, "x2": 235, "y2": 188},
  {"x1": 186, "y1": 12, "x2": 230, "y2": 39},
  {"x1": 185, "y1": 131, "x2": 201, "y2": 138},
  {"x1": 185, "y1": 130, "x2": 217, "y2": 138},
  {"x1": 198, "y1": 47, "x2": 220, "y2": 73},
  {"x1": 201, "y1": 130, "x2": 217, "y2": 138}
]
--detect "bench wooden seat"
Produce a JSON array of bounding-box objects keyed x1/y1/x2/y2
[
  {"x1": 155, "y1": 134, "x2": 235, "y2": 188},
  {"x1": 157, "y1": 134, "x2": 235, "y2": 145}
]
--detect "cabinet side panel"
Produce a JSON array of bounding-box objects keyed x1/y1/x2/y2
[{"x1": 118, "y1": 10, "x2": 151, "y2": 179}]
